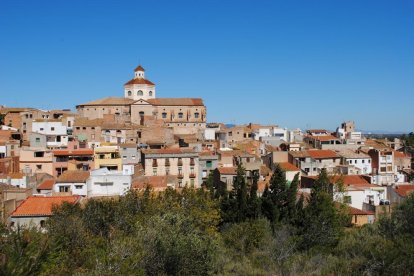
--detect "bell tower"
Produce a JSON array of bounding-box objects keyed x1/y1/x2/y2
[{"x1": 124, "y1": 65, "x2": 156, "y2": 101}]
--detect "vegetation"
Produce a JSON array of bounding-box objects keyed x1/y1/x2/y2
[{"x1": 1, "y1": 167, "x2": 414, "y2": 275}]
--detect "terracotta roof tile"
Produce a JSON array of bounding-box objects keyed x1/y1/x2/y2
[
  {"x1": 217, "y1": 167, "x2": 237, "y2": 175},
  {"x1": 394, "y1": 184, "x2": 414, "y2": 197},
  {"x1": 124, "y1": 78, "x2": 155, "y2": 85},
  {"x1": 11, "y1": 196, "x2": 80, "y2": 217},
  {"x1": 134, "y1": 65, "x2": 145, "y2": 72},
  {"x1": 57, "y1": 170, "x2": 90, "y2": 183},
  {"x1": 77, "y1": 97, "x2": 135, "y2": 106},
  {"x1": 37, "y1": 179, "x2": 55, "y2": 190},
  {"x1": 277, "y1": 162, "x2": 300, "y2": 171},
  {"x1": 147, "y1": 98, "x2": 204, "y2": 106},
  {"x1": 307, "y1": 150, "x2": 338, "y2": 159}
]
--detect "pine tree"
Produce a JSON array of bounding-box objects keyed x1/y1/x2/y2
[
  {"x1": 247, "y1": 170, "x2": 261, "y2": 219},
  {"x1": 269, "y1": 164, "x2": 289, "y2": 221},
  {"x1": 286, "y1": 173, "x2": 300, "y2": 222}
]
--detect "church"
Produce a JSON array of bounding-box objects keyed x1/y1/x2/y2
[{"x1": 76, "y1": 65, "x2": 207, "y2": 134}]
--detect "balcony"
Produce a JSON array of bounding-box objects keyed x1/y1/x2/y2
[
  {"x1": 178, "y1": 159, "x2": 183, "y2": 166},
  {"x1": 190, "y1": 173, "x2": 196, "y2": 178},
  {"x1": 190, "y1": 158, "x2": 195, "y2": 166},
  {"x1": 178, "y1": 173, "x2": 184, "y2": 179},
  {"x1": 152, "y1": 159, "x2": 158, "y2": 167}
]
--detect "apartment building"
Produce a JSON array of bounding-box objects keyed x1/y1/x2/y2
[{"x1": 141, "y1": 148, "x2": 200, "y2": 188}]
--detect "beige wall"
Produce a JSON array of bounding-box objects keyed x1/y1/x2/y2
[{"x1": 19, "y1": 148, "x2": 54, "y2": 175}]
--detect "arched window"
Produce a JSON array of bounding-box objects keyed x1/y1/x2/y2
[
  {"x1": 194, "y1": 112, "x2": 200, "y2": 119},
  {"x1": 137, "y1": 90, "x2": 143, "y2": 96},
  {"x1": 149, "y1": 91, "x2": 153, "y2": 96},
  {"x1": 127, "y1": 91, "x2": 132, "y2": 96}
]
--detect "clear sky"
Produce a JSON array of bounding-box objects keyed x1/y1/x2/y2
[{"x1": 0, "y1": 0, "x2": 413, "y2": 132}]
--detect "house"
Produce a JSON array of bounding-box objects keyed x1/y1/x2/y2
[
  {"x1": 54, "y1": 170, "x2": 90, "y2": 196},
  {"x1": 32, "y1": 119, "x2": 69, "y2": 148},
  {"x1": 214, "y1": 167, "x2": 237, "y2": 190},
  {"x1": 87, "y1": 168, "x2": 132, "y2": 198},
  {"x1": 368, "y1": 148, "x2": 396, "y2": 185},
  {"x1": 132, "y1": 175, "x2": 178, "y2": 192},
  {"x1": 94, "y1": 146, "x2": 122, "y2": 171},
  {"x1": 9, "y1": 195, "x2": 80, "y2": 229},
  {"x1": 53, "y1": 149, "x2": 94, "y2": 177},
  {"x1": 289, "y1": 150, "x2": 340, "y2": 176},
  {"x1": 275, "y1": 162, "x2": 301, "y2": 184},
  {"x1": 141, "y1": 148, "x2": 200, "y2": 188},
  {"x1": 0, "y1": 172, "x2": 29, "y2": 188},
  {"x1": 120, "y1": 143, "x2": 140, "y2": 164},
  {"x1": 301, "y1": 175, "x2": 387, "y2": 211},
  {"x1": 336, "y1": 149, "x2": 372, "y2": 174},
  {"x1": 36, "y1": 179, "x2": 55, "y2": 195},
  {"x1": 19, "y1": 147, "x2": 54, "y2": 176},
  {"x1": 387, "y1": 184, "x2": 414, "y2": 205},
  {"x1": 346, "y1": 206, "x2": 375, "y2": 226},
  {"x1": 0, "y1": 184, "x2": 32, "y2": 223},
  {"x1": 199, "y1": 151, "x2": 219, "y2": 181}
]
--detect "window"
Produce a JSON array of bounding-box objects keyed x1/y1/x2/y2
[
  {"x1": 139, "y1": 111, "x2": 144, "y2": 117},
  {"x1": 40, "y1": 128, "x2": 44, "y2": 131},
  {"x1": 36, "y1": 165, "x2": 42, "y2": 170},
  {"x1": 166, "y1": 167, "x2": 170, "y2": 175},
  {"x1": 206, "y1": 160, "x2": 212, "y2": 168},
  {"x1": 137, "y1": 90, "x2": 143, "y2": 96},
  {"x1": 75, "y1": 185, "x2": 83, "y2": 189},
  {"x1": 34, "y1": 152, "x2": 44, "y2": 157},
  {"x1": 362, "y1": 160, "x2": 365, "y2": 164},
  {"x1": 178, "y1": 167, "x2": 183, "y2": 175},
  {"x1": 228, "y1": 132, "x2": 233, "y2": 137},
  {"x1": 153, "y1": 168, "x2": 157, "y2": 176},
  {"x1": 305, "y1": 168, "x2": 310, "y2": 173},
  {"x1": 51, "y1": 127, "x2": 55, "y2": 131},
  {"x1": 149, "y1": 91, "x2": 153, "y2": 96},
  {"x1": 178, "y1": 112, "x2": 183, "y2": 119},
  {"x1": 35, "y1": 137, "x2": 40, "y2": 142},
  {"x1": 59, "y1": 186, "x2": 69, "y2": 192},
  {"x1": 162, "y1": 112, "x2": 167, "y2": 119},
  {"x1": 128, "y1": 91, "x2": 132, "y2": 96},
  {"x1": 194, "y1": 112, "x2": 199, "y2": 119},
  {"x1": 40, "y1": 220, "x2": 46, "y2": 228}
]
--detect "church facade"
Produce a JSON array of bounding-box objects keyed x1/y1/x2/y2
[{"x1": 76, "y1": 65, "x2": 206, "y2": 134}]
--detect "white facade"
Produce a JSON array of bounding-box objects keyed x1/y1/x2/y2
[
  {"x1": 54, "y1": 182, "x2": 87, "y2": 196},
  {"x1": 344, "y1": 158, "x2": 372, "y2": 174},
  {"x1": 0, "y1": 176, "x2": 28, "y2": 188},
  {"x1": 204, "y1": 128, "x2": 216, "y2": 140},
  {"x1": 336, "y1": 187, "x2": 386, "y2": 210},
  {"x1": 32, "y1": 121, "x2": 68, "y2": 147},
  {"x1": 87, "y1": 168, "x2": 132, "y2": 197},
  {"x1": 124, "y1": 67, "x2": 156, "y2": 101}
]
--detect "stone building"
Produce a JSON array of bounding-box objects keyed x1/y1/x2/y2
[{"x1": 76, "y1": 65, "x2": 207, "y2": 135}]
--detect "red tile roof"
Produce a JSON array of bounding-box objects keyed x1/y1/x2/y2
[
  {"x1": 277, "y1": 162, "x2": 300, "y2": 172},
  {"x1": 53, "y1": 149, "x2": 94, "y2": 156},
  {"x1": 57, "y1": 171, "x2": 90, "y2": 183},
  {"x1": 147, "y1": 98, "x2": 204, "y2": 106},
  {"x1": 394, "y1": 150, "x2": 409, "y2": 158},
  {"x1": 37, "y1": 179, "x2": 55, "y2": 190},
  {"x1": 307, "y1": 150, "x2": 338, "y2": 159},
  {"x1": 348, "y1": 206, "x2": 374, "y2": 215},
  {"x1": 11, "y1": 196, "x2": 80, "y2": 217},
  {"x1": 394, "y1": 185, "x2": 414, "y2": 197},
  {"x1": 311, "y1": 135, "x2": 339, "y2": 141},
  {"x1": 218, "y1": 167, "x2": 237, "y2": 175},
  {"x1": 124, "y1": 78, "x2": 155, "y2": 85},
  {"x1": 134, "y1": 65, "x2": 145, "y2": 72}
]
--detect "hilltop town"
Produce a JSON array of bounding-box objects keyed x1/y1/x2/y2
[{"x1": 0, "y1": 65, "x2": 413, "y2": 228}]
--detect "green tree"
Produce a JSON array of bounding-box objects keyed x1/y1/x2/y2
[{"x1": 299, "y1": 169, "x2": 342, "y2": 250}]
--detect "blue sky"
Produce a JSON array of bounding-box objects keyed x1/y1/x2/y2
[{"x1": 0, "y1": 0, "x2": 413, "y2": 132}]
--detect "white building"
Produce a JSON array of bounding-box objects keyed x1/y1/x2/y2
[
  {"x1": 87, "y1": 168, "x2": 132, "y2": 197},
  {"x1": 337, "y1": 150, "x2": 372, "y2": 174},
  {"x1": 54, "y1": 171, "x2": 89, "y2": 196},
  {"x1": 32, "y1": 120, "x2": 68, "y2": 148}
]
